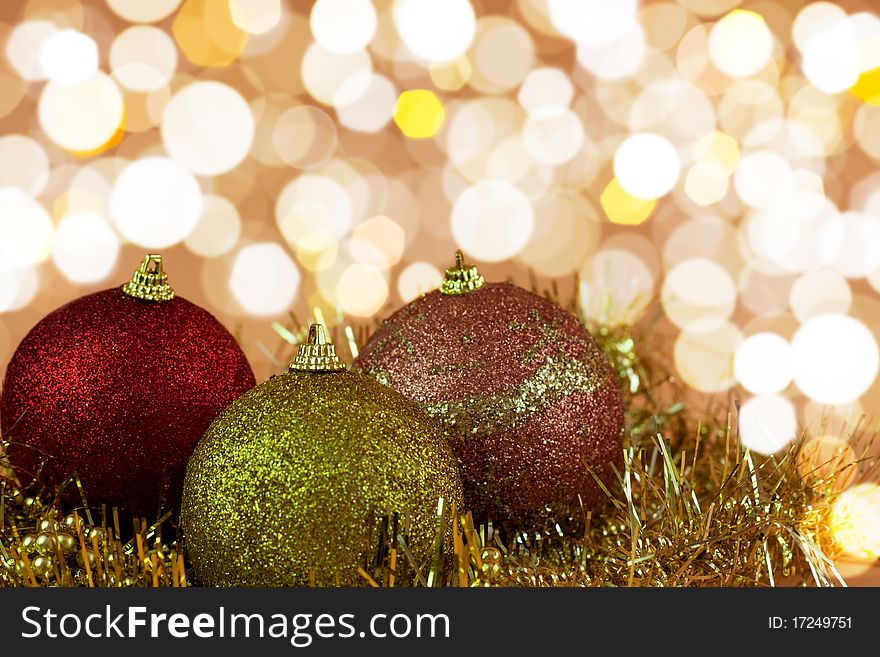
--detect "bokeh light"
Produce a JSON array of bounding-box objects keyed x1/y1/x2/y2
[
  {"x1": 801, "y1": 18, "x2": 861, "y2": 94},
  {"x1": 228, "y1": 0, "x2": 282, "y2": 36},
  {"x1": 734, "y1": 332, "x2": 793, "y2": 395},
  {"x1": 708, "y1": 10, "x2": 773, "y2": 79},
  {"x1": 739, "y1": 394, "x2": 798, "y2": 455},
  {"x1": 470, "y1": 17, "x2": 534, "y2": 93},
  {"x1": 792, "y1": 3, "x2": 847, "y2": 53},
  {"x1": 429, "y1": 57, "x2": 472, "y2": 92},
  {"x1": 39, "y1": 28, "x2": 97, "y2": 86},
  {"x1": 791, "y1": 314, "x2": 879, "y2": 405},
  {"x1": 398, "y1": 262, "x2": 442, "y2": 302},
  {"x1": 162, "y1": 81, "x2": 254, "y2": 176},
  {"x1": 0, "y1": 262, "x2": 38, "y2": 314},
  {"x1": 337, "y1": 74, "x2": 396, "y2": 133},
  {"x1": 0, "y1": 24, "x2": 27, "y2": 120},
  {"x1": 5, "y1": 20, "x2": 56, "y2": 81},
  {"x1": 348, "y1": 215, "x2": 404, "y2": 270},
  {"x1": 829, "y1": 483, "x2": 880, "y2": 561},
  {"x1": 110, "y1": 26, "x2": 177, "y2": 92},
  {"x1": 694, "y1": 131, "x2": 740, "y2": 173},
  {"x1": 674, "y1": 321, "x2": 741, "y2": 394},
  {"x1": 855, "y1": 104, "x2": 880, "y2": 159},
  {"x1": 301, "y1": 43, "x2": 372, "y2": 107},
  {"x1": 518, "y1": 67, "x2": 573, "y2": 116},
  {"x1": 276, "y1": 174, "x2": 353, "y2": 247},
  {"x1": 110, "y1": 156, "x2": 203, "y2": 249},
  {"x1": 311, "y1": 0, "x2": 376, "y2": 55},
  {"x1": 733, "y1": 150, "x2": 793, "y2": 209},
  {"x1": 38, "y1": 72, "x2": 124, "y2": 154},
  {"x1": 185, "y1": 194, "x2": 241, "y2": 257},
  {"x1": 522, "y1": 192, "x2": 599, "y2": 277},
  {"x1": 523, "y1": 109, "x2": 583, "y2": 165},
  {"x1": 576, "y1": 21, "x2": 645, "y2": 81},
  {"x1": 393, "y1": 89, "x2": 445, "y2": 139},
  {"x1": 0, "y1": 187, "x2": 54, "y2": 266},
  {"x1": 630, "y1": 79, "x2": 716, "y2": 139},
  {"x1": 662, "y1": 258, "x2": 737, "y2": 331},
  {"x1": 830, "y1": 211, "x2": 880, "y2": 279},
  {"x1": 295, "y1": 230, "x2": 338, "y2": 274},
  {"x1": 107, "y1": 0, "x2": 182, "y2": 24},
  {"x1": 581, "y1": 248, "x2": 654, "y2": 326},
  {"x1": 664, "y1": 215, "x2": 741, "y2": 274},
  {"x1": 230, "y1": 243, "x2": 300, "y2": 316},
  {"x1": 852, "y1": 67, "x2": 880, "y2": 106},
  {"x1": 790, "y1": 270, "x2": 852, "y2": 323},
  {"x1": 52, "y1": 211, "x2": 120, "y2": 283},
  {"x1": 336, "y1": 263, "x2": 388, "y2": 317},
  {"x1": 684, "y1": 161, "x2": 729, "y2": 206},
  {"x1": 600, "y1": 178, "x2": 656, "y2": 226},
  {"x1": 172, "y1": 0, "x2": 247, "y2": 68},
  {"x1": 451, "y1": 180, "x2": 534, "y2": 262},
  {"x1": 614, "y1": 133, "x2": 681, "y2": 200},
  {"x1": 393, "y1": 0, "x2": 476, "y2": 63},
  {"x1": 0, "y1": 135, "x2": 49, "y2": 196},
  {"x1": 272, "y1": 105, "x2": 338, "y2": 169},
  {"x1": 548, "y1": 0, "x2": 637, "y2": 47}
]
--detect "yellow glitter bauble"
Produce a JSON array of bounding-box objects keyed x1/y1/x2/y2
[{"x1": 181, "y1": 325, "x2": 463, "y2": 586}]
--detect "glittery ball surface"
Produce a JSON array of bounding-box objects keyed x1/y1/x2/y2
[
  {"x1": 354, "y1": 283, "x2": 624, "y2": 525},
  {"x1": 181, "y1": 370, "x2": 462, "y2": 587},
  {"x1": 1, "y1": 289, "x2": 255, "y2": 516}
]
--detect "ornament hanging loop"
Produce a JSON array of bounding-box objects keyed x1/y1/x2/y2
[
  {"x1": 289, "y1": 324, "x2": 346, "y2": 372},
  {"x1": 121, "y1": 254, "x2": 175, "y2": 302},
  {"x1": 440, "y1": 250, "x2": 485, "y2": 296}
]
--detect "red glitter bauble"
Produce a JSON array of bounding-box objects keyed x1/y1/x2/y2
[
  {"x1": 0, "y1": 257, "x2": 255, "y2": 516},
  {"x1": 355, "y1": 258, "x2": 624, "y2": 526}
]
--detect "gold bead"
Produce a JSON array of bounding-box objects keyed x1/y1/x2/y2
[
  {"x1": 37, "y1": 518, "x2": 57, "y2": 533},
  {"x1": 62, "y1": 514, "x2": 78, "y2": 529},
  {"x1": 87, "y1": 527, "x2": 105, "y2": 542},
  {"x1": 21, "y1": 533, "x2": 38, "y2": 551},
  {"x1": 35, "y1": 533, "x2": 57, "y2": 554},
  {"x1": 31, "y1": 555, "x2": 54, "y2": 579},
  {"x1": 56, "y1": 533, "x2": 77, "y2": 555},
  {"x1": 75, "y1": 549, "x2": 96, "y2": 569}
]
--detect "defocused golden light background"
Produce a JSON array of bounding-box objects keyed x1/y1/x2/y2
[{"x1": 1, "y1": 0, "x2": 880, "y2": 575}]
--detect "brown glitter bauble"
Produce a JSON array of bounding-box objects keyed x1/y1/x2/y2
[
  {"x1": 0, "y1": 256, "x2": 255, "y2": 516},
  {"x1": 354, "y1": 272, "x2": 624, "y2": 527},
  {"x1": 181, "y1": 326, "x2": 463, "y2": 586}
]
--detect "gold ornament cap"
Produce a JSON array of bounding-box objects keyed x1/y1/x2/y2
[
  {"x1": 121, "y1": 254, "x2": 175, "y2": 302},
  {"x1": 289, "y1": 324, "x2": 346, "y2": 373},
  {"x1": 439, "y1": 250, "x2": 484, "y2": 295}
]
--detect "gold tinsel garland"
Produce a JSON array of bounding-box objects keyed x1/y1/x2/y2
[{"x1": 0, "y1": 317, "x2": 873, "y2": 587}]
